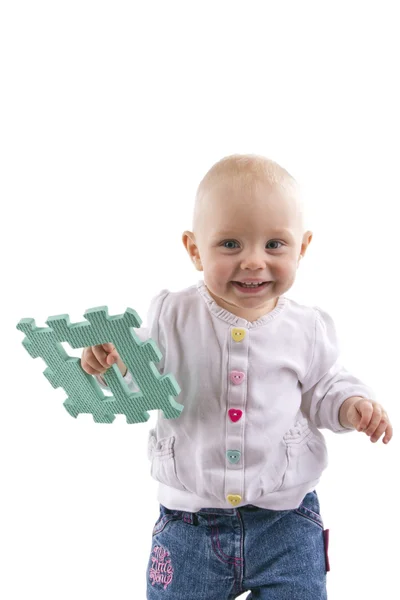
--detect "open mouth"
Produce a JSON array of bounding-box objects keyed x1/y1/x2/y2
[{"x1": 232, "y1": 281, "x2": 271, "y2": 292}]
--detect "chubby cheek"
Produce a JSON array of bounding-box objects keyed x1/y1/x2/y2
[
  {"x1": 205, "y1": 257, "x2": 233, "y2": 287},
  {"x1": 274, "y1": 259, "x2": 297, "y2": 284}
]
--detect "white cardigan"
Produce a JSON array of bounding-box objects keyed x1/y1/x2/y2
[{"x1": 97, "y1": 280, "x2": 374, "y2": 511}]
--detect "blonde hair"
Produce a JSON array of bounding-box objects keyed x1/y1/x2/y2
[{"x1": 193, "y1": 153, "x2": 304, "y2": 233}]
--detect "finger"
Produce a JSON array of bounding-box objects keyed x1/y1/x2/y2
[
  {"x1": 101, "y1": 343, "x2": 119, "y2": 365},
  {"x1": 92, "y1": 345, "x2": 111, "y2": 369},
  {"x1": 81, "y1": 348, "x2": 105, "y2": 375},
  {"x1": 383, "y1": 423, "x2": 393, "y2": 444},
  {"x1": 357, "y1": 401, "x2": 374, "y2": 431},
  {"x1": 104, "y1": 343, "x2": 120, "y2": 364},
  {"x1": 369, "y1": 419, "x2": 387, "y2": 443},
  {"x1": 364, "y1": 406, "x2": 383, "y2": 435},
  {"x1": 102, "y1": 343, "x2": 115, "y2": 354},
  {"x1": 106, "y1": 352, "x2": 118, "y2": 366}
]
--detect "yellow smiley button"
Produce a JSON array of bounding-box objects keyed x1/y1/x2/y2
[
  {"x1": 227, "y1": 494, "x2": 242, "y2": 506},
  {"x1": 231, "y1": 328, "x2": 246, "y2": 342}
]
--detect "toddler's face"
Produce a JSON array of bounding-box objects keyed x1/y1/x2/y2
[{"x1": 183, "y1": 177, "x2": 312, "y2": 322}]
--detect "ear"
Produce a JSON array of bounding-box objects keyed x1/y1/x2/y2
[
  {"x1": 298, "y1": 230, "x2": 313, "y2": 265},
  {"x1": 182, "y1": 230, "x2": 203, "y2": 271}
]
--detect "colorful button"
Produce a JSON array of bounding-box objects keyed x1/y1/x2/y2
[
  {"x1": 229, "y1": 370, "x2": 245, "y2": 385},
  {"x1": 226, "y1": 450, "x2": 241, "y2": 464},
  {"x1": 231, "y1": 328, "x2": 246, "y2": 342},
  {"x1": 227, "y1": 494, "x2": 242, "y2": 506},
  {"x1": 228, "y1": 409, "x2": 243, "y2": 422}
]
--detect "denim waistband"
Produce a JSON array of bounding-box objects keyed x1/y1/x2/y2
[{"x1": 181, "y1": 505, "x2": 260, "y2": 523}]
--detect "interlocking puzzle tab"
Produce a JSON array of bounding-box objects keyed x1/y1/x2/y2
[{"x1": 16, "y1": 306, "x2": 183, "y2": 424}]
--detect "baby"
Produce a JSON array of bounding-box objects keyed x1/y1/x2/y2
[{"x1": 82, "y1": 154, "x2": 393, "y2": 600}]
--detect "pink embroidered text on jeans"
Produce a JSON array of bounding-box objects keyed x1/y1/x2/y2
[{"x1": 149, "y1": 545, "x2": 174, "y2": 590}]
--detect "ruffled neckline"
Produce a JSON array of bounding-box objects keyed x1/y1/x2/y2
[{"x1": 196, "y1": 280, "x2": 288, "y2": 328}]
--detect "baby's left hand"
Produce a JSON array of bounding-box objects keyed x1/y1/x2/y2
[{"x1": 346, "y1": 398, "x2": 393, "y2": 444}]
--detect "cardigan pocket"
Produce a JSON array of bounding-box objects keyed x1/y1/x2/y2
[
  {"x1": 147, "y1": 428, "x2": 189, "y2": 492},
  {"x1": 278, "y1": 417, "x2": 328, "y2": 491}
]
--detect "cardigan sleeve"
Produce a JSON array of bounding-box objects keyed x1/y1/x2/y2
[
  {"x1": 94, "y1": 289, "x2": 169, "y2": 392},
  {"x1": 300, "y1": 307, "x2": 375, "y2": 433}
]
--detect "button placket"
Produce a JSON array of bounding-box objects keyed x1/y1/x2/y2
[{"x1": 225, "y1": 327, "x2": 248, "y2": 506}]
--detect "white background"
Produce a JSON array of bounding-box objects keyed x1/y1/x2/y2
[{"x1": 1, "y1": 1, "x2": 399, "y2": 598}]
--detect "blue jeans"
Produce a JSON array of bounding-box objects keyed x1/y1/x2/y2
[{"x1": 146, "y1": 489, "x2": 330, "y2": 599}]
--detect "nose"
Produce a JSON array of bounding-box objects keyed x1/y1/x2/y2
[{"x1": 240, "y1": 248, "x2": 267, "y2": 271}]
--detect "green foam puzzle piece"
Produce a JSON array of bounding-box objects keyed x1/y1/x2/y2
[{"x1": 16, "y1": 306, "x2": 183, "y2": 424}]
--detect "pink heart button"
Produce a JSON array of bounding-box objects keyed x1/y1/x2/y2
[
  {"x1": 229, "y1": 371, "x2": 245, "y2": 385},
  {"x1": 228, "y1": 409, "x2": 243, "y2": 423}
]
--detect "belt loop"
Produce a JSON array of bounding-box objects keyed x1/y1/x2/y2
[{"x1": 182, "y1": 511, "x2": 195, "y2": 525}]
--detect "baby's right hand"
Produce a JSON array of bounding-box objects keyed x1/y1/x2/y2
[{"x1": 81, "y1": 343, "x2": 126, "y2": 376}]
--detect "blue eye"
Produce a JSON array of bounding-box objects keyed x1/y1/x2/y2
[
  {"x1": 266, "y1": 241, "x2": 282, "y2": 250},
  {"x1": 222, "y1": 240, "x2": 239, "y2": 249}
]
